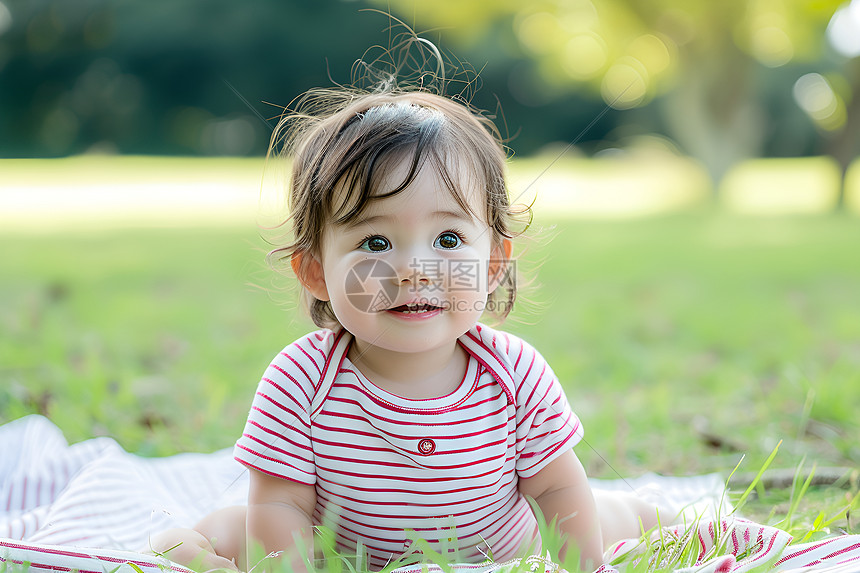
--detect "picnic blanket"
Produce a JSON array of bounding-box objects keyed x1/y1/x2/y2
[{"x1": 1, "y1": 415, "x2": 858, "y2": 573}]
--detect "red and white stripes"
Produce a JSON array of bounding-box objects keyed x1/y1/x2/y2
[
  {"x1": 1, "y1": 415, "x2": 248, "y2": 551},
  {"x1": 234, "y1": 324, "x2": 582, "y2": 568},
  {"x1": 1, "y1": 416, "x2": 859, "y2": 572}
]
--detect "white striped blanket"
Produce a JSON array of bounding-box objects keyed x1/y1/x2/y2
[{"x1": 1, "y1": 415, "x2": 858, "y2": 573}]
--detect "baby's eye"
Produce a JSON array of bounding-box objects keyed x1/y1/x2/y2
[
  {"x1": 359, "y1": 235, "x2": 391, "y2": 252},
  {"x1": 434, "y1": 231, "x2": 462, "y2": 250}
]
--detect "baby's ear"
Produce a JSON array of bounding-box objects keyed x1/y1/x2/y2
[
  {"x1": 488, "y1": 238, "x2": 513, "y2": 292},
  {"x1": 291, "y1": 251, "x2": 330, "y2": 301}
]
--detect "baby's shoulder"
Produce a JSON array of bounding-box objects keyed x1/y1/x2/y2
[
  {"x1": 468, "y1": 324, "x2": 565, "y2": 414},
  {"x1": 267, "y1": 328, "x2": 341, "y2": 385},
  {"x1": 466, "y1": 323, "x2": 556, "y2": 398},
  {"x1": 469, "y1": 323, "x2": 547, "y2": 368}
]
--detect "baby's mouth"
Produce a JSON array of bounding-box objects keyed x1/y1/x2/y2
[{"x1": 387, "y1": 302, "x2": 443, "y2": 315}]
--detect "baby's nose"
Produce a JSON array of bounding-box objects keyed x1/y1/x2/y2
[{"x1": 397, "y1": 259, "x2": 432, "y2": 285}]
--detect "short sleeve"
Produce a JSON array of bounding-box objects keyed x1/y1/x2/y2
[
  {"x1": 508, "y1": 335, "x2": 584, "y2": 478},
  {"x1": 233, "y1": 330, "x2": 333, "y2": 485}
]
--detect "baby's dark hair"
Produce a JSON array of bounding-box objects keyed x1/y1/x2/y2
[{"x1": 268, "y1": 87, "x2": 519, "y2": 328}]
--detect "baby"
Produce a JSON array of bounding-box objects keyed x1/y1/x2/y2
[{"x1": 149, "y1": 87, "x2": 659, "y2": 572}]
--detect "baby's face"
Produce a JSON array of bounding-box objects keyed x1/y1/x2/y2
[{"x1": 318, "y1": 157, "x2": 501, "y2": 355}]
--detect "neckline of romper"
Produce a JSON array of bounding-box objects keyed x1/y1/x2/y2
[{"x1": 310, "y1": 325, "x2": 516, "y2": 419}]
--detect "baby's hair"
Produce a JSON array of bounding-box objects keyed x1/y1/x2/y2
[{"x1": 267, "y1": 35, "x2": 521, "y2": 328}]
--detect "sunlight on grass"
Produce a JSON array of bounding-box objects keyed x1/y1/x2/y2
[
  {"x1": 719, "y1": 156, "x2": 842, "y2": 214},
  {"x1": 0, "y1": 156, "x2": 271, "y2": 232},
  {"x1": 843, "y1": 159, "x2": 860, "y2": 214},
  {"x1": 4, "y1": 154, "x2": 860, "y2": 234},
  {"x1": 2, "y1": 153, "x2": 712, "y2": 235},
  {"x1": 1, "y1": 154, "x2": 717, "y2": 232},
  {"x1": 509, "y1": 152, "x2": 711, "y2": 219}
]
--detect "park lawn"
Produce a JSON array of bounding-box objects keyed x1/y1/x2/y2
[{"x1": 1, "y1": 211, "x2": 858, "y2": 535}]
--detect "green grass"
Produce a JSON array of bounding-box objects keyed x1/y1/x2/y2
[{"x1": 1, "y1": 211, "x2": 859, "y2": 550}]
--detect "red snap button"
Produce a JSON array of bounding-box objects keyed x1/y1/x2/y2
[{"x1": 417, "y1": 438, "x2": 436, "y2": 455}]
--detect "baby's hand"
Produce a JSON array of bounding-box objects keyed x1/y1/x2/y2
[{"x1": 147, "y1": 527, "x2": 240, "y2": 571}]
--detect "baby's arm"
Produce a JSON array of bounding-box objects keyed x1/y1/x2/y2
[
  {"x1": 519, "y1": 449, "x2": 603, "y2": 570},
  {"x1": 246, "y1": 467, "x2": 317, "y2": 572}
]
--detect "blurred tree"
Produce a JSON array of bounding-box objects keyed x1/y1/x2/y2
[
  {"x1": 378, "y1": 0, "x2": 846, "y2": 186},
  {"x1": 794, "y1": 1, "x2": 860, "y2": 208},
  {"x1": 0, "y1": 0, "x2": 620, "y2": 158},
  {"x1": 0, "y1": 0, "x2": 430, "y2": 157},
  {"x1": 1, "y1": 0, "x2": 854, "y2": 180}
]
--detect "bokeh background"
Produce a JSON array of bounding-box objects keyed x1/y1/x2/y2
[
  {"x1": 6, "y1": 0, "x2": 860, "y2": 217},
  {"x1": 1, "y1": 0, "x2": 859, "y2": 515},
  {"x1": 4, "y1": 1, "x2": 860, "y2": 169}
]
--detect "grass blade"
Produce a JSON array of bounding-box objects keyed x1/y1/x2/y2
[{"x1": 733, "y1": 440, "x2": 782, "y2": 512}]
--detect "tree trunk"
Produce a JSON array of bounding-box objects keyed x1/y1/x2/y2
[
  {"x1": 659, "y1": 43, "x2": 765, "y2": 194},
  {"x1": 824, "y1": 58, "x2": 860, "y2": 210}
]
